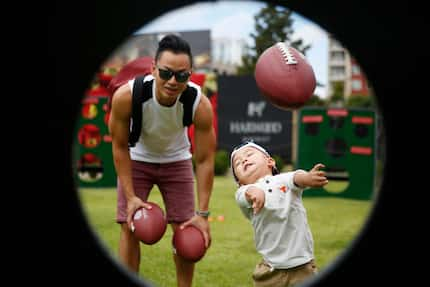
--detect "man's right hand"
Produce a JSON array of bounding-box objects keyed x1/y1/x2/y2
[{"x1": 126, "y1": 196, "x2": 153, "y2": 230}]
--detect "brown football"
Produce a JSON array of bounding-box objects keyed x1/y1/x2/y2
[
  {"x1": 131, "y1": 202, "x2": 167, "y2": 245},
  {"x1": 172, "y1": 225, "x2": 206, "y2": 262},
  {"x1": 255, "y1": 43, "x2": 316, "y2": 109}
]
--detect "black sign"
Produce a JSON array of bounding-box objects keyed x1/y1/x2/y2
[{"x1": 217, "y1": 75, "x2": 292, "y2": 162}]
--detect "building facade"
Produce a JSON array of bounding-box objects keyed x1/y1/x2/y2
[
  {"x1": 211, "y1": 37, "x2": 247, "y2": 75},
  {"x1": 327, "y1": 34, "x2": 370, "y2": 99}
]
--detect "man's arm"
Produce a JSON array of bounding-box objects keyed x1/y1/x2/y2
[
  {"x1": 193, "y1": 94, "x2": 216, "y2": 212},
  {"x1": 181, "y1": 94, "x2": 215, "y2": 247},
  {"x1": 108, "y1": 84, "x2": 151, "y2": 228}
]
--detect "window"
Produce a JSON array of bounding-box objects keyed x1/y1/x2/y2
[
  {"x1": 352, "y1": 79, "x2": 363, "y2": 91},
  {"x1": 352, "y1": 64, "x2": 361, "y2": 75}
]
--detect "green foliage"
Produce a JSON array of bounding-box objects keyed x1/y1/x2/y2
[
  {"x1": 214, "y1": 149, "x2": 230, "y2": 175},
  {"x1": 327, "y1": 81, "x2": 345, "y2": 105},
  {"x1": 345, "y1": 94, "x2": 375, "y2": 108},
  {"x1": 305, "y1": 95, "x2": 326, "y2": 107},
  {"x1": 237, "y1": 3, "x2": 310, "y2": 75},
  {"x1": 192, "y1": 150, "x2": 231, "y2": 176},
  {"x1": 272, "y1": 154, "x2": 285, "y2": 171},
  {"x1": 326, "y1": 82, "x2": 375, "y2": 108}
]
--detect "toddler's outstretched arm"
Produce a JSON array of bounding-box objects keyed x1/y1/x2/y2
[{"x1": 294, "y1": 163, "x2": 329, "y2": 188}]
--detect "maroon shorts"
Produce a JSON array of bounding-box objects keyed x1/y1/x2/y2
[{"x1": 116, "y1": 159, "x2": 195, "y2": 224}]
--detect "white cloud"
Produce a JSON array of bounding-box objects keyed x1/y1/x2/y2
[
  {"x1": 136, "y1": 3, "x2": 213, "y2": 33},
  {"x1": 292, "y1": 24, "x2": 327, "y2": 47},
  {"x1": 136, "y1": 1, "x2": 264, "y2": 35},
  {"x1": 314, "y1": 85, "x2": 328, "y2": 99},
  {"x1": 211, "y1": 12, "x2": 255, "y2": 40}
]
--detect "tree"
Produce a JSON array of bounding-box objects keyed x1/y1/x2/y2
[
  {"x1": 237, "y1": 3, "x2": 311, "y2": 75},
  {"x1": 345, "y1": 94, "x2": 375, "y2": 108},
  {"x1": 306, "y1": 95, "x2": 326, "y2": 106},
  {"x1": 327, "y1": 81, "x2": 345, "y2": 106}
]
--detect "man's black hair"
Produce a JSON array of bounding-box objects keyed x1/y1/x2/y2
[{"x1": 155, "y1": 34, "x2": 193, "y2": 67}]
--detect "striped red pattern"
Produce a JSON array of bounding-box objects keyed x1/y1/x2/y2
[
  {"x1": 352, "y1": 116, "x2": 374, "y2": 125},
  {"x1": 302, "y1": 115, "x2": 323, "y2": 123},
  {"x1": 327, "y1": 109, "x2": 348, "y2": 117},
  {"x1": 350, "y1": 146, "x2": 372, "y2": 155}
]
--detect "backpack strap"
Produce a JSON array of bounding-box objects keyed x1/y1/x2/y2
[
  {"x1": 129, "y1": 76, "x2": 152, "y2": 147},
  {"x1": 129, "y1": 79, "x2": 198, "y2": 147},
  {"x1": 179, "y1": 86, "x2": 198, "y2": 127}
]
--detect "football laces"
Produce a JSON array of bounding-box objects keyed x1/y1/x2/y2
[{"x1": 276, "y1": 42, "x2": 298, "y2": 65}]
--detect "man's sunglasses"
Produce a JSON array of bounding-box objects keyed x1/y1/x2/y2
[{"x1": 157, "y1": 66, "x2": 191, "y2": 83}]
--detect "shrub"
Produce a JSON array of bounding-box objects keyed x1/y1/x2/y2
[
  {"x1": 272, "y1": 154, "x2": 285, "y2": 172},
  {"x1": 345, "y1": 94, "x2": 375, "y2": 108},
  {"x1": 214, "y1": 150, "x2": 229, "y2": 175}
]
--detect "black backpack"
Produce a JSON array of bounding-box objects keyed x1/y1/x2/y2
[{"x1": 128, "y1": 76, "x2": 198, "y2": 147}]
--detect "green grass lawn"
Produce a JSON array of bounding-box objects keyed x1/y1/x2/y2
[{"x1": 79, "y1": 175, "x2": 373, "y2": 287}]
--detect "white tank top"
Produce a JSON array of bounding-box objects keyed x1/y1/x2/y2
[{"x1": 128, "y1": 75, "x2": 202, "y2": 163}]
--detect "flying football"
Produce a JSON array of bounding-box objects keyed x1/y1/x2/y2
[{"x1": 255, "y1": 42, "x2": 316, "y2": 109}]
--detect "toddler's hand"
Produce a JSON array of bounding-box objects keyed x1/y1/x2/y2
[
  {"x1": 306, "y1": 163, "x2": 329, "y2": 188},
  {"x1": 245, "y1": 186, "x2": 265, "y2": 214}
]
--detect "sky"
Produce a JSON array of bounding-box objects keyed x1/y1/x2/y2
[{"x1": 135, "y1": 1, "x2": 329, "y2": 98}]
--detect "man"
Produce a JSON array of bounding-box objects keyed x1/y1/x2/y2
[{"x1": 108, "y1": 34, "x2": 215, "y2": 287}]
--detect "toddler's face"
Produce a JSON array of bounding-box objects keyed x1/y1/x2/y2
[{"x1": 232, "y1": 147, "x2": 275, "y2": 185}]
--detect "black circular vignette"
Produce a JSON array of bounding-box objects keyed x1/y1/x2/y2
[{"x1": 53, "y1": 1, "x2": 426, "y2": 286}]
